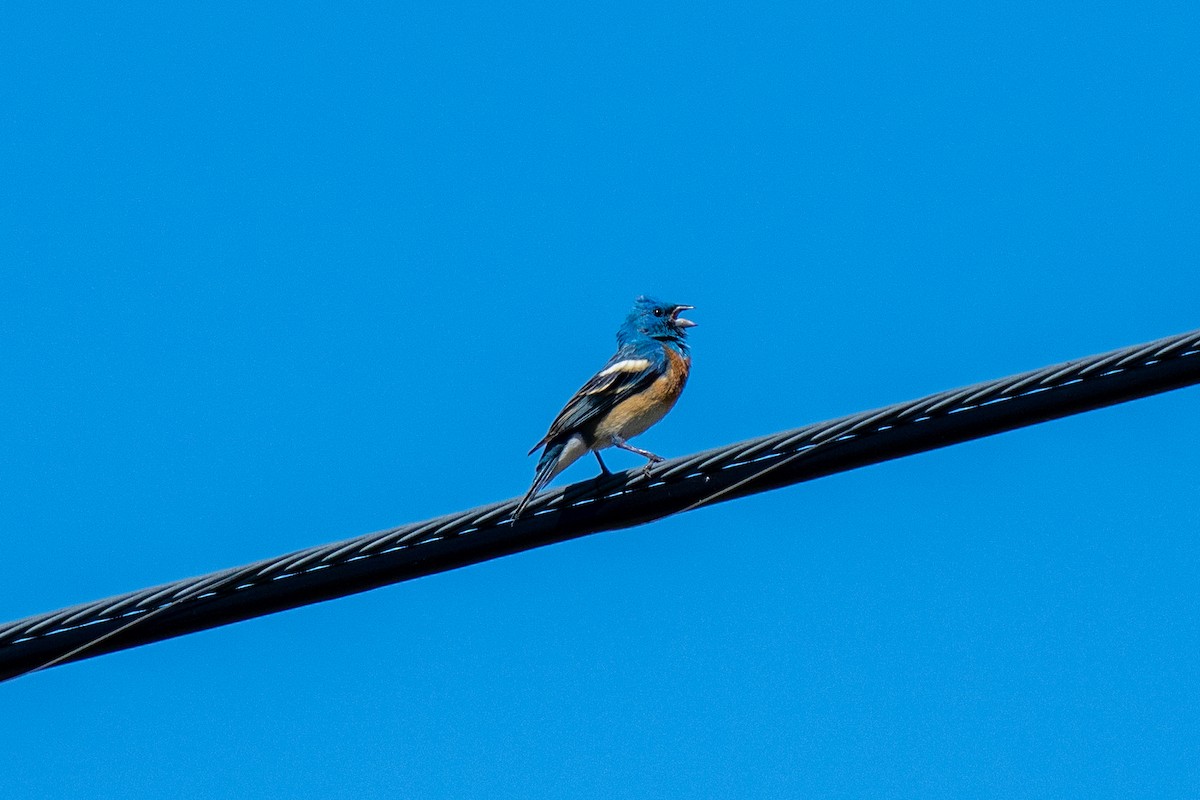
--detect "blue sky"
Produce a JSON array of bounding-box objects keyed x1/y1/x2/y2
[{"x1": 3, "y1": 1, "x2": 1199, "y2": 797}]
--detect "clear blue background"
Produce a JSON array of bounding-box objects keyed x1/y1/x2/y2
[{"x1": 3, "y1": 1, "x2": 1199, "y2": 797}]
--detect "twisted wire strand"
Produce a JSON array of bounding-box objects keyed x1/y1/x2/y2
[{"x1": 2, "y1": 327, "x2": 1199, "y2": 678}]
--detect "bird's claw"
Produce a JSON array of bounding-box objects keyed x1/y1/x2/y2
[{"x1": 642, "y1": 456, "x2": 664, "y2": 479}]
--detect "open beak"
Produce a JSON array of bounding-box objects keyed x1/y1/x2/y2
[{"x1": 671, "y1": 304, "x2": 697, "y2": 328}]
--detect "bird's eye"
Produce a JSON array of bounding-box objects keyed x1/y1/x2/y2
[{"x1": 653, "y1": 308, "x2": 663, "y2": 317}]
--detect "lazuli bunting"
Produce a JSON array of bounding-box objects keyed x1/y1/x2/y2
[{"x1": 514, "y1": 296, "x2": 697, "y2": 518}]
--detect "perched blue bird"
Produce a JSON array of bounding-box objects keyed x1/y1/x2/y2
[{"x1": 514, "y1": 296, "x2": 697, "y2": 518}]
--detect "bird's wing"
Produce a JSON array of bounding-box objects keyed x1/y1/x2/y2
[{"x1": 529, "y1": 344, "x2": 667, "y2": 453}]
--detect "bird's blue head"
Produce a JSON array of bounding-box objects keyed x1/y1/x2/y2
[{"x1": 617, "y1": 295, "x2": 697, "y2": 351}]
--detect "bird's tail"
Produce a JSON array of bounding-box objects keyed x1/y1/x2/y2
[{"x1": 513, "y1": 441, "x2": 566, "y2": 519}]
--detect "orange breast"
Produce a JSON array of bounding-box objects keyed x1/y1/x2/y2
[{"x1": 593, "y1": 345, "x2": 691, "y2": 443}]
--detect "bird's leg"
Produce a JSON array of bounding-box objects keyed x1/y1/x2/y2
[
  {"x1": 594, "y1": 451, "x2": 612, "y2": 475},
  {"x1": 610, "y1": 435, "x2": 665, "y2": 477}
]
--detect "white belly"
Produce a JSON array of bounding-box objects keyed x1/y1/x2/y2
[{"x1": 548, "y1": 433, "x2": 590, "y2": 479}]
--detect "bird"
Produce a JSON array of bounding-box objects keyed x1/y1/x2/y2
[{"x1": 513, "y1": 295, "x2": 697, "y2": 519}]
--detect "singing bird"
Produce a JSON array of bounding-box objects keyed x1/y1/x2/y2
[{"x1": 514, "y1": 296, "x2": 697, "y2": 518}]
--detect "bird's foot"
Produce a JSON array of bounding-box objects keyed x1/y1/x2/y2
[{"x1": 642, "y1": 455, "x2": 665, "y2": 479}]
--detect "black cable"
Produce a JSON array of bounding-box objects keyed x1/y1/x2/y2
[{"x1": 2, "y1": 327, "x2": 1198, "y2": 682}]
